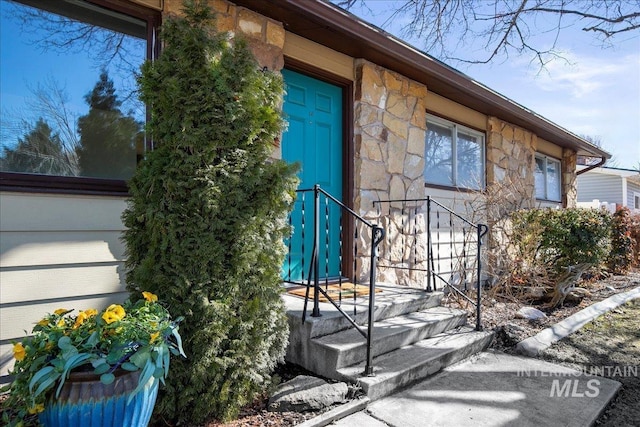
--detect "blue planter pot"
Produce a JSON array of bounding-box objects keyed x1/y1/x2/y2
[{"x1": 39, "y1": 370, "x2": 159, "y2": 427}]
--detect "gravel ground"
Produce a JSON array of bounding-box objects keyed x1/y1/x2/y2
[{"x1": 448, "y1": 269, "x2": 640, "y2": 352}]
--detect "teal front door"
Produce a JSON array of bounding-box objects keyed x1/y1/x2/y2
[{"x1": 281, "y1": 69, "x2": 343, "y2": 282}]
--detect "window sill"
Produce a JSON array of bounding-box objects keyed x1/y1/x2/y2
[
  {"x1": 424, "y1": 183, "x2": 484, "y2": 193},
  {"x1": 0, "y1": 172, "x2": 129, "y2": 197}
]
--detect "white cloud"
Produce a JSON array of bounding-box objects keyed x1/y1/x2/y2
[
  {"x1": 471, "y1": 49, "x2": 640, "y2": 168},
  {"x1": 531, "y1": 52, "x2": 640, "y2": 98}
]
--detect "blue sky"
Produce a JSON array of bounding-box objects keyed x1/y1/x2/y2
[{"x1": 340, "y1": 1, "x2": 640, "y2": 169}]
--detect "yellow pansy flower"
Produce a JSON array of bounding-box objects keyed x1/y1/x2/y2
[
  {"x1": 142, "y1": 291, "x2": 158, "y2": 302},
  {"x1": 13, "y1": 343, "x2": 26, "y2": 361},
  {"x1": 37, "y1": 318, "x2": 49, "y2": 327},
  {"x1": 150, "y1": 331, "x2": 160, "y2": 343},
  {"x1": 57, "y1": 319, "x2": 65, "y2": 327},
  {"x1": 84, "y1": 309, "x2": 98, "y2": 317},
  {"x1": 102, "y1": 304, "x2": 126, "y2": 324},
  {"x1": 110, "y1": 304, "x2": 125, "y2": 318},
  {"x1": 73, "y1": 312, "x2": 89, "y2": 329},
  {"x1": 102, "y1": 311, "x2": 119, "y2": 324},
  {"x1": 54, "y1": 308, "x2": 68, "y2": 315},
  {"x1": 28, "y1": 403, "x2": 45, "y2": 414}
]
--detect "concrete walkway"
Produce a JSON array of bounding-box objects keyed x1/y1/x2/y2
[
  {"x1": 330, "y1": 351, "x2": 620, "y2": 427},
  {"x1": 301, "y1": 286, "x2": 640, "y2": 427},
  {"x1": 517, "y1": 286, "x2": 640, "y2": 356}
]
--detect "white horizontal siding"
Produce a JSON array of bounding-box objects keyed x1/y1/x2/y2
[
  {"x1": 1, "y1": 264, "x2": 125, "y2": 304},
  {"x1": 1, "y1": 231, "x2": 125, "y2": 267},
  {"x1": 576, "y1": 173, "x2": 623, "y2": 205},
  {"x1": 423, "y1": 187, "x2": 488, "y2": 224},
  {"x1": 0, "y1": 193, "x2": 127, "y2": 231},
  {"x1": 627, "y1": 181, "x2": 640, "y2": 210},
  {"x1": 537, "y1": 200, "x2": 562, "y2": 209},
  {"x1": 0, "y1": 192, "x2": 128, "y2": 378}
]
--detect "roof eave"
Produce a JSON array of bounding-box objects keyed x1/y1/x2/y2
[{"x1": 232, "y1": 0, "x2": 611, "y2": 159}]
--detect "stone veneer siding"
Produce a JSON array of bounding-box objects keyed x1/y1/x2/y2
[
  {"x1": 353, "y1": 60, "x2": 428, "y2": 217},
  {"x1": 353, "y1": 60, "x2": 429, "y2": 286},
  {"x1": 485, "y1": 117, "x2": 537, "y2": 207},
  {"x1": 562, "y1": 148, "x2": 578, "y2": 208}
]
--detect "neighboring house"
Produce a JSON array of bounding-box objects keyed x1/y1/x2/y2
[
  {"x1": 577, "y1": 166, "x2": 640, "y2": 213},
  {"x1": 0, "y1": 0, "x2": 609, "y2": 379}
]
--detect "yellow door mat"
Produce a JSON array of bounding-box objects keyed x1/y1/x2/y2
[{"x1": 286, "y1": 283, "x2": 382, "y2": 302}]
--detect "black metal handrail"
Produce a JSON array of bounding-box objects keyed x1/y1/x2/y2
[
  {"x1": 373, "y1": 197, "x2": 488, "y2": 330},
  {"x1": 284, "y1": 185, "x2": 384, "y2": 375}
]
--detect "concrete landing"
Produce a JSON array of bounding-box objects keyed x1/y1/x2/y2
[{"x1": 334, "y1": 351, "x2": 621, "y2": 427}]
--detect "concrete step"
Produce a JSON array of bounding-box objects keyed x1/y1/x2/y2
[
  {"x1": 284, "y1": 285, "x2": 443, "y2": 340},
  {"x1": 336, "y1": 326, "x2": 494, "y2": 401},
  {"x1": 284, "y1": 286, "x2": 445, "y2": 371},
  {"x1": 313, "y1": 307, "x2": 467, "y2": 373}
]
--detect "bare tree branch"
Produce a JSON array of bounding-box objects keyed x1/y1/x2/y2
[
  {"x1": 26, "y1": 78, "x2": 80, "y2": 154},
  {"x1": 337, "y1": 0, "x2": 640, "y2": 68}
]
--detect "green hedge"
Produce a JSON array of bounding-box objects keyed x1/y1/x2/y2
[
  {"x1": 509, "y1": 207, "x2": 611, "y2": 272},
  {"x1": 607, "y1": 207, "x2": 636, "y2": 273}
]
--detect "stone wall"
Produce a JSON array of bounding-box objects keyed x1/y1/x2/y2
[
  {"x1": 163, "y1": 0, "x2": 285, "y2": 71},
  {"x1": 562, "y1": 148, "x2": 578, "y2": 208},
  {"x1": 353, "y1": 60, "x2": 428, "y2": 217},
  {"x1": 486, "y1": 117, "x2": 537, "y2": 210},
  {"x1": 353, "y1": 59, "x2": 429, "y2": 286}
]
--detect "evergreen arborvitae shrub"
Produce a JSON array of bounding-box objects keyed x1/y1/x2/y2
[{"x1": 121, "y1": 1, "x2": 298, "y2": 423}]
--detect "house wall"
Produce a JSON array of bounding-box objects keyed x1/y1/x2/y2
[
  {"x1": 352, "y1": 59, "x2": 429, "y2": 286},
  {"x1": 537, "y1": 138, "x2": 563, "y2": 159},
  {"x1": 0, "y1": 0, "x2": 586, "y2": 378},
  {"x1": 0, "y1": 193, "x2": 129, "y2": 379},
  {"x1": 576, "y1": 173, "x2": 623, "y2": 205},
  {"x1": 562, "y1": 148, "x2": 578, "y2": 208},
  {"x1": 426, "y1": 92, "x2": 486, "y2": 131},
  {"x1": 627, "y1": 180, "x2": 640, "y2": 210},
  {"x1": 283, "y1": 33, "x2": 354, "y2": 81},
  {"x1": 184, "y1": 0, "x2": 580, "y2": 287}
]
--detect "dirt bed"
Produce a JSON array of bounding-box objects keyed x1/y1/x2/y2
[{"x1": 447, "y1": 269, "x2": 640, "y2": 352}]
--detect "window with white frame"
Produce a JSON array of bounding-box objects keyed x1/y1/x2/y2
[
  {"x1": 424, "y1": 115, "x2": 485, "y2": 190},
  {"x1": 634, "y1": 192, "x2": 640, "y2": 210},
  {"x1": 534, "y1": 154, "x2": 561, "y2": 201}
]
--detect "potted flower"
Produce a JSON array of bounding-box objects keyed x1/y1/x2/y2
[{"x1": 1, "y1": 291, "x2": 185, "y2": 427}]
